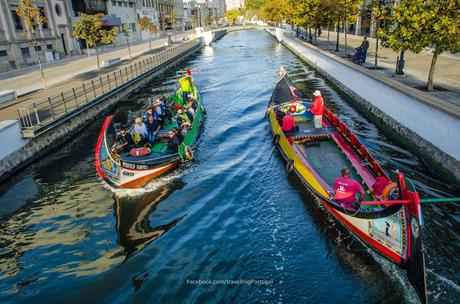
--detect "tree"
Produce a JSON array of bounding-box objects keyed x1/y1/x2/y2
[
  {"x1": 137, "y1": 16, "x2": 158, "y2": 53},
  {"x1": 121, "y1": 23, "x2": 132, "y2": 59},
  {"x1": 262, "y1": 0, "x2": 293, "y2": 27},
  {"x1": 73, "y1": 13, "x2": 117, "y2": 71},
  {"x1": 378, "y1": 0, "x2": 460, "y2": 90},
  {"x1": 225, "y1": 9, "x2": 242, "y2": 24},
  {"x1": 16, "y1": 0, "x2": 48, "y2": 88}
]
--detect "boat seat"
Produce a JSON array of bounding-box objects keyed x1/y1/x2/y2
[{"x1": 291, "y1": 127, "x2": 336, "y2": 140}]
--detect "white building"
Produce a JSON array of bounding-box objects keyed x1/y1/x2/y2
[
  {"x1": 0, "y1": 0, "x2": 75, "y2": 72},
  {"x1": 225, "y1": 0, "x2": 243, "y2": 10},
  {"x1": 107, "y1": 0, "x2": 141, "y2": 45}
]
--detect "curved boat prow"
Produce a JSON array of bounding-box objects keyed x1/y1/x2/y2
[
  {"x1": 399, "y1": 173, "x2": 428, "y2": 304},
  {"x1": 95, "y1": 115, "x2": 121, "y2": 187}
]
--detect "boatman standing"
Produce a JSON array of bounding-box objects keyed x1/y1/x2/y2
[
  {"x1": 179, "y1": 68, "x2": 194, "y2": 104},
  {"x1": 310, "y1": 90, "x2": 325, "y2": 128},
  {"x1": 334, "y1": 168, "x2": 365, "y2": 208}
]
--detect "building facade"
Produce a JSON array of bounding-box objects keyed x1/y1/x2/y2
[
  {"x1": 0, "y1": 0, "x2": 75, "y2": 72},
  {"x1": 225, "y1": 0, "x2": 243, "y2": 10}
]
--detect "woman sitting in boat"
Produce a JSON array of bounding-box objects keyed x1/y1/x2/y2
[
  {"x1": 282, "y1": 110, "x2": 299, "y2": 134},
  {"x1": 153, "y1": 101, "x2": 164, "y2": 128},
  {"x1": 333, "y1": 167, "x2": 365, "y2": 208},
  {"x1": 180, "y1": 120, "x2": 191, "y2": 138},
  {"x1": 177, "y1": 109, "x2": 191, "y2": 125},
  {"x1": 112, "y1": 127, "x2": 134, "y2": 154},
  {"x1": 185, "y1": 101, "x2": 195, "y2": 122},
  {"x1": 132, "y1": 117, "x2": 148, "y2": 145},
  {"x1": 145, "y1": 115, "x2": 161, "y2": 144}
]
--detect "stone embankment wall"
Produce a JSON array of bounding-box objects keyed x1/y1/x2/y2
[
  {"x1": 267, "y1": 29, "x2": 460, "y2": 182},
  {"x1": 0, "y1": 39, "x2": 204, "y2": 184}
]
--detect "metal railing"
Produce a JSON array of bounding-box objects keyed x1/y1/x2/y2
[{"x1": 17, "y1": 39, "x2": 201, "y2": 138}]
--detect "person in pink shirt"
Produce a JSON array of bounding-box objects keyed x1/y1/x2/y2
[{"x1": 333, "y1": 167, "x2": 365, "y2": 207}]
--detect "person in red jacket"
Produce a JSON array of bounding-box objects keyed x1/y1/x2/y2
[
  {"x1": 282, "y1": 110, "x2": 299, "y2": 134},
  {"x1": 310, "y1": 90, "x2": 325, "y2": 128}
]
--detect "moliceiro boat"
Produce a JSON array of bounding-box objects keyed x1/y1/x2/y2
[
  {"x1": 96, "y1": 81, "x2": 204, "y2": 188},
  {"x1": 268, "y1": 67, "x2": 428, "y2": 303}
]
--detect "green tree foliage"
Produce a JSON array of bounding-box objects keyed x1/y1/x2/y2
[
  {"x1": 379, "y1": 0, "x2": 460, "y2": 90},
  {"x1": 262, "y1": 0, "x2": 293, "y2": 25},
  {"x1": 225, "y1": 8, "x2": 242, "y2": 24},
  {"x1": 137, "y1": 16, "x2": 158, "y2": 52},
  {"x1": 73, "y1": 13, "x2": 117, "y2": 70},
  {"x1": 16, "y1": 0, "x2": 48, "y2": 87}
]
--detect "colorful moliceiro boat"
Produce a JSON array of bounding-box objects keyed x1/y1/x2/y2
[
  {"x1": 96, "y1": 83, "x2": 204, "y2": 188},
  {"x1": 268, "y1": 67, "x2": 428, "y2": 303}
]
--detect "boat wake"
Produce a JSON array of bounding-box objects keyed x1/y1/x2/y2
[{"x1": 110, "y1": 171, "x2": 184, "y2": 198}]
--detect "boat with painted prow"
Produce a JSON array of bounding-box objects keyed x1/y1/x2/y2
[
  {"x1": 96, "y1": 82, "x2": 204, "y2": 188},
  {"x1": 268, "y1": 67, "x2": 428, "y2": 303}
]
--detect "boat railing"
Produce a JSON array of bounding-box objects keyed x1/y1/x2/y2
[{"x1": 324, "y1": 108, "x2": 388, "y2": 179}]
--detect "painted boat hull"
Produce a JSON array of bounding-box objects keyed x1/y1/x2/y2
[
  {"x1": 268, "y1": 68, "x2": 427, "y2": 303},
  {"x1": 96, "y1": 84, "x2": 204, "y2": 189}
]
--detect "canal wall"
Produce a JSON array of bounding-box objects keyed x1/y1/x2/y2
[
  {"x1": 266, "y1": 29, "x2": 460, "y2": 182},
  {"x1": 0, "y1": 38, "x2": 206, "y2": 184}
]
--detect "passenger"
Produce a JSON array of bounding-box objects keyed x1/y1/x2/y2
[
  {"x1": 143, "y1": 107, "x2": 154, "y2": 122},
  {"x1": 167, "y1": 129, "x2": 181, "y2": 153},
  {"x1": 177, "y1": 109, "x2": 191, "y2": 124},
  {"x1": 173, "y1": 127, "x2": 184, "y2": 142},
  {"x1": 145, "y1": 115, "x2": 161, "y2": 144},
  {"x1": 113, "y1": 127, "x2": 134, "y2": 153},
  {"x1": 180, "y1": 121, "x2": 191, "y2": 138},
  {"x1": 152, "y1": 104, "x2": 164, "y2": 127},
  {"x1": 282, "y1": 110, "x2": 299, "y2": 134},
  {"x1": 334, "y1": 167, "x2": 365, "y2": 208},
  {"x1": 132, "y1": 117, "x2": 148, "y2": 144},
  {"x1": 275, "y1": 107, "x2": 286, "y2": 125},
  {"x1": 185, "y1": 102, "x2": 195, "y2": 122},
  {"x1": 310, "y1": 90, "x2": 325, "y2": 129},
  {"x1": 179, "y1": 68, "x2": 194, "y2": 102}
]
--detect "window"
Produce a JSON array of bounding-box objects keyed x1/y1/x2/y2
[
  {"x1": 131, "y1": 23, "x2": 136, "y2": 32},
  {"x1": 34, "y1": 45, "x2": 41, "y2": 51},
  {"x1": 54, "y1": 3, "x2": 62, "y2": 16},
  {"x1": 129, "y1": 2, "x2": 134, "y2": 8},
  {"x1": 118, "y1": 1, "x2": 122, "y2": 6},
  {"x1": 0, "y1": 50, "x2": 7, "y2": 57},
  {"x1": 39, "y1": 7, "x2": 48, "y2": 29},
  {"x1": 123, "y1": 2, "x2": 128, "y2": 7},
  {"x1": 112, "y1": 1, "x2": 116, "y2": 6},
  {"x1": 11, "y1": 9, "x2": 23, "y2": 30},
  {"x1": 47, "y1": 44, "x2": 53, "y2": 50},
  {"x1": 21, "y1": 47, "x2": 30, "y2": 58}
]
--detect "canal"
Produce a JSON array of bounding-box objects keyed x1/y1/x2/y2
[{"x1": 0, "y1": 29, "x2": 458, "y2": 303}]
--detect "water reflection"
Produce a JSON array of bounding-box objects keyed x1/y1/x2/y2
[{"x1": 114, "y1": 181, "x2": 186, "y2": 258}]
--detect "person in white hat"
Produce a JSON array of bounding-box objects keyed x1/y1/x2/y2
[{"x1": 310, "y1": 90, "x2": 325, "y2": 128}]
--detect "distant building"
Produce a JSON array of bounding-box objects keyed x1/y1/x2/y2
[
  {"x1": 225, "y1": 0, "x2": 243, "y2": 10},
  {"x1": 0, "y1": 0, "x2": 75, "y2": 72},
  {"x1": 106, "y1": 1, "x2": 141, "y2": 45}
]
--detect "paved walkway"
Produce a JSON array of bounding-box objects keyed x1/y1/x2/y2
[
  {"x1": 0, "y1": 31, "x2": 195, "y2": 98},
  {"x1": 297, "y1": 29, "x2": 460, "y2": 107},
  {"x1": 0, "y1": 32, "x2": 196, "y2": 122}
]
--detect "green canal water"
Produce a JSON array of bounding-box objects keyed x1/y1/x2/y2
[{"x1": 0, "y1": 29, "x2": 458, "y2": 303}]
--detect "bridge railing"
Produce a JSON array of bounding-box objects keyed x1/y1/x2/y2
[{"x1": 17, "y1": 39, "x2": 201, "y2": 138}]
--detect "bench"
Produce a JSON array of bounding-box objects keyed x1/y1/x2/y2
[
  {"x1": 102, "y1": 57, "x2": 121, "y2": 67},
  {"x1": 0, "y1": 90, "x2": 17, "y2": 103}
]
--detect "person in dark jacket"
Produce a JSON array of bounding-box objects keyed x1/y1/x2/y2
[
  {"x1": 167, "y1": 130, "x2": 181, "y2": 153},
  {"x1": 359, "y1": 37, "x2": 370, "y2": 63},
  {"x1": 145, "y1": 115, "x2": 161, "y2": 144},
  {"x1": 113, "y1": 127, "x2": 134, "y2": 153}
]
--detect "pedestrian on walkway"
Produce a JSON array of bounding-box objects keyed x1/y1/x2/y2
[
  {"x1": 359, "y1": 37, "x2": 370, "y2": 63},
  {"x1": 310, "y1": 90, "x2": 325, "y2": 129}
]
